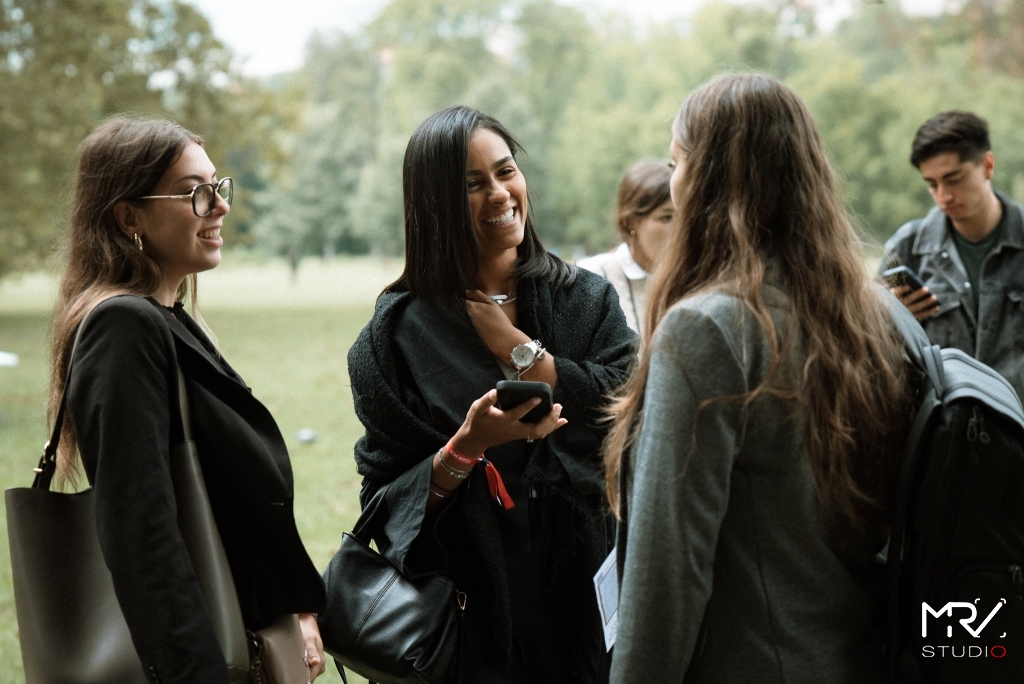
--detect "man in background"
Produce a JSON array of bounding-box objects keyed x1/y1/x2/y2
[{"x1": 884, "y1": 110, "x2": 1024, "y2": 401}]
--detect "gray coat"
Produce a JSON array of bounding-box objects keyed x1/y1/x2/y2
[
  {"x1": 610, "y1": 287, "x2": 888, "y2": 684},
  {"x1": 882, "y1": 191, "x2": 1024, "y2": 401}
]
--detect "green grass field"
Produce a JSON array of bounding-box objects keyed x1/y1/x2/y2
[{"x1": 0, "y1": 256, "x2": 404, "y2": 684}]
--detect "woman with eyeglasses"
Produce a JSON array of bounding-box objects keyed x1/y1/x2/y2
[
  {"x1": 49, "y1": 114, "x2": 327, "y2": 682},
  {"x1": 342, "y1": 105, "x2": 636, "y2": 682}
]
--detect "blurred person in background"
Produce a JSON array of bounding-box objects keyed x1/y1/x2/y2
[
  {"x1": 883, "y1": 110, "x2": 1024, "y2": 401},
  {"x1": 50, "y1": 115, "x2": 326, "y2": 683},
  {"x1": 577, "y1": 159, "x2": 674, "y2": 334},
  {"x1": 345, "y1": 105, "x2": 636, "y2": 683},
  {"x1": 605, "y1": 73, "x2": 915, "y2": 683}
]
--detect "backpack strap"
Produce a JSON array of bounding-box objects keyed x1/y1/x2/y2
[
  {"x1": 922, "y1": 344, "x2": 945, "y2": 394},
  {"x1": 884, "y1": 291, "x2": 943, "y2": 388},
  {"x1": 883, "y1": 292, "x2": 946, "y2": 682}
]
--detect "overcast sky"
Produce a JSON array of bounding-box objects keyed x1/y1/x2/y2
[{"x1": 191, "y1": 0, "x2": 945, "y2": 76}]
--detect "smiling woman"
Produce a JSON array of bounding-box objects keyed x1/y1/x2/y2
[
  {"x1": 40, "y1": 114, "x2": 328, "y2": 682},
  {"x1": 121, "y1": 143, "x2": 230, "y2": 304},
  {"x1": 334, "y1": 105, "x2": 637, "y2": 683},
  {"x1": 466, "y1": 128, "x2": 528, "y2": 262}
]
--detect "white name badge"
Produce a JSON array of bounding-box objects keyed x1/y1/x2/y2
[{"x1": 593, "y1": 547, "x2": 618, "y2": 651}]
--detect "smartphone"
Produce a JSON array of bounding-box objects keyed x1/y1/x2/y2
[
  {"x1": 882, "y1": 265, "x2": 927, "y2": 292},
  {"x1": 496, "y1": 380, "x2": 553, "y2": 424}
]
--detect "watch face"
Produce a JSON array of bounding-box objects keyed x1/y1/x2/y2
[{"x1": 511, "y1": 344, "x2": 535, "y2": 368}]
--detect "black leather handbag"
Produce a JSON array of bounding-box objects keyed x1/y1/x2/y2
[{"x1": 319, "y1": 486, "x2": 465, "y2": 684}]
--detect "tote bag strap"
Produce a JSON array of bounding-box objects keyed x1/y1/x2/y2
[
  {"x1": 32, "y1": 306, "x2": 192, "y2": 491},
  {"x1": 176, "y1": 364, "x2": 193, "y2": 442},
  {"x1": 32, "y1": 318, "x2": 90, "y2": 490},
  {"x1": 169, "y1": 366, "x2": 251, "y2": 679}
]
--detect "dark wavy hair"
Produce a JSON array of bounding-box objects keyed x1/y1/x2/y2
[
  {"x1": 910, "y1": 110, "x2": 991, "y2": 168},
  {"x1": 385, "y1": 105, "x2": 575, "y2": 309}
]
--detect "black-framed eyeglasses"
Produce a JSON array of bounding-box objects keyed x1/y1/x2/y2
[{"x1": 134, "y1": 177, "x2": 233, "y2": 218}]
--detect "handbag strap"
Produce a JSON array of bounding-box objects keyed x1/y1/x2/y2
[
  {"x1": 33, "y1": 306, "x2": 191, "y2": 491},
  {"x1": 31, "y1": 321, "x2": 88, "y2": 491},
  {"x1": 350, "y1": 484, "x2": 391, "y2": 544}
]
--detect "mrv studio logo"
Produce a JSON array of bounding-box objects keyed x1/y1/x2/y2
[{"x1": 921, "y1": 599, "x2": 1008, "y2": 659}]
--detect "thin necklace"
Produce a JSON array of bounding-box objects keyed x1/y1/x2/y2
[{"x1": 487, "y1": 284, "x2": 517, "y2": 306}]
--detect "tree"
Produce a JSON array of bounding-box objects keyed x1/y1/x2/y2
[
  {"x1": 249, "y1": 0, "x2": 1024, "y2": 258},
  {"x1": 254, "y1": 32, "x2": 381, "y2": 257},
  {"x1": 0, "y1": 0, "x2": 293, "y2": 279}
]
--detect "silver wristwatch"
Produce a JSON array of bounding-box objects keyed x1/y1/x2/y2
[{"x1": 510, "y1": 340, "x2": 546, "y2": 380}]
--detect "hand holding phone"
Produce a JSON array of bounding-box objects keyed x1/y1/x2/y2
[
  {"x1": 882, "y1": 264, "x2": 940, "y2": 319},
  {"x1": 496, "y1": 380, "x2": 553, "y2": 424}
]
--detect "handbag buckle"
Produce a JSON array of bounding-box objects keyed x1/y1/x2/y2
[{"x1": 34, "y1": 441, "x2": 53, "y2": 473}]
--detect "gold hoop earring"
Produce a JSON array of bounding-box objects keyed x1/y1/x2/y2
[
  {"x1": 133, "y1": 233, "x2": 144, "y2": 252},
  {"x1": 629, "y1": 230, "x2": 636, "y2": 236}
]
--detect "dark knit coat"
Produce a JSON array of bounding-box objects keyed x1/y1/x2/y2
[{"x1": 346, "y1": 269, "x2": 636, "y2": 682}]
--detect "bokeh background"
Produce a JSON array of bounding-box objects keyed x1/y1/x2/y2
[{"x1": 3, "y1": 0, "x2": 1024, "y2": 681}]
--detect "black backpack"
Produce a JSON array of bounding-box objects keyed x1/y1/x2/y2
[{"x1": 888, "y1": 310, "x2": 1024, "y2": 683}]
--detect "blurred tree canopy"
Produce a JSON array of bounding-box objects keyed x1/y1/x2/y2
[
  {"x1": 0, "y1": 0, "x2": 295, "y2": 279},
  {"x1": 257, "y1": 0, "x2": 1024, "y2": 258},
  {"x1": 5, "y1": 0, "x2": 1024, "y2": 275}
]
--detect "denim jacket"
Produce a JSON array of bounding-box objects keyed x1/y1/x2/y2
[{"x1": 882, "y1": 190, "x2": 1024, "y2": 401}]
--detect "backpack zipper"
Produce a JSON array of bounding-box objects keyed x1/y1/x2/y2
[
  {"x1": 967, "y1": 406, "x2": 980, "y2": 442},
  {"x1": 966, "y1": 405, "x2": 990, "y2": 444}
]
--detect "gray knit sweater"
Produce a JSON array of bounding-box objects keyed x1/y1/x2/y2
[{"x1": 610, "y1": 287, "x2": 888, "y2": 684}]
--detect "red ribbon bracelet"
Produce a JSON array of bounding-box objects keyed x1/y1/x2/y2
[
  {"x1": 442, "y1": 441, "x2": 514, "y2": 510},
  {"x1": 443, "y1": 442, "x2": 480, "y2": 467}
]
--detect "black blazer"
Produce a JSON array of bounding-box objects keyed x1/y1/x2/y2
[{"x1": 67, "y1": 295, "x2": 325, "y2": 684}]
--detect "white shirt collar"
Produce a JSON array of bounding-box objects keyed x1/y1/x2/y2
[{"x1": 615, "y1": 242, "x2": 648, "y2": 281}]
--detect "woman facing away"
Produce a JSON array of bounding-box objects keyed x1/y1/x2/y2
[
  {"x1": 577, "y1": 159, "x2": 674, "y2": 334},
  {"x1": 50, "y1": 115, "x2": 327, "y2": 683},
  {"x1": 605, "y1": 73, "x2": 916, "y2": 683},
  {"x1": 344, "y1": 105, "x2": 636, "y2": 682}
]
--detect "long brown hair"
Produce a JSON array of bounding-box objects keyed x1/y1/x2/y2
[
  {"x1": 603, "y1": 74, "x2": 911, "y2": 533},
  {"x1": 49, "y1": 114, "x2": 209, "y2": 486}
]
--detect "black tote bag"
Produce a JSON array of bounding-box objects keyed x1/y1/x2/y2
[{"x1": 4, "y1": 318, "x2": 251, "y2": 683}]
